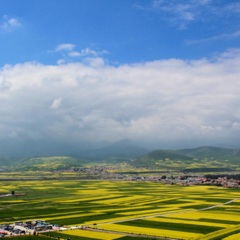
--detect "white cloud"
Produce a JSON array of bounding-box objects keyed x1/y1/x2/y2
[
  {"x1": 0, "y1": 16, "x2": 22, "y2": 32},
  {"x1": 68, "y1": 51, "x2": 81, "y2": 57},
  {"x1": 79, "y1": 48, "x2": 98, "y2": 57},
  {"x1": 84, "y1": 57, "x2": 105, "y2": 67},
  {"x1": 57, "y1": 59, "x2": 66, "y2": 65},
  {"x1": 186, "y1": 30, "x2": 240, "y2": 44},
  {"x1": 138, "y1": 0, "x2": 239, "y2": 29},
  {"x1": 0, "y1": 48, "x2": 240, "y2": 147},
  {"x1": 149, "y1": 0, "x2": 210, "y2": 26},
  {"x1": 68, "y1": 48, "x2": 108, "y2": 58},
  {"x1": 55, "y1": 45, "x2": 108, "y2": 65},
  {"x1": 51, "y1": 98, "x2": 62, "y2": 109},
  {"x1": 55, "y1": 43, "x2": 75, "y2": 52}
]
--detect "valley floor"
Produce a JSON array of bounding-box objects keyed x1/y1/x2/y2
[{"x1": 0, "y1": 179, "x2": 240, "y2": 239}]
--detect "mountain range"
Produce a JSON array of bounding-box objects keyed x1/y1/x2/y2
[
  {"x1": 0, "y1": 139, "x2": 239, "y2": 171},
  {"x1": 71, "y1": 139, "x2": 149, "y2": 162},
  {"x1": 131, "y1": 146, "x2": 240, "y2": 171}
]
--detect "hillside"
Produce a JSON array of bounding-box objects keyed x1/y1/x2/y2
[
  {"x1": 73, "y1": 139, "x2": 148, "y2": 162},
  {"x1": 16, "y1": 156, "x2": 82, "y2": 171},
  {"x1": 146, "y1": 149, "x2": 193, "y2": 161},
  {"x1": 0, "y1": 157, "x2": 15, "y2": 170},
  {"x1": 131, "y1": 149, "x2": 193, "y2": 169},
  {"x1": 176, "y1": 146, "x2": 240, "y2": 163},
  {"x1": 0, "y1": 145, "x2": 239, "y2": 172},
  {"x1": 131, "y1": 146, "x2": 240, "y2": 171}
]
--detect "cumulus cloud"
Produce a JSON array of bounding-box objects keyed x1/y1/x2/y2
[
  {"x1": 68, "y1": 47, "x2": 108, "y2": 58},
  {"x1": 55, "y1": 43, "x2": 75, "y2": 52},
  {"x1": 0, "y1": 48, "x2": 240, "y2": 147},
  {"x1": 55, "y1": 44, "x2": 108, "y2": 66},
  {"x1": 0, "y1": 15, "x2": 22, "y2": 32}
]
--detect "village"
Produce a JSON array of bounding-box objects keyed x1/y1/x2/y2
[
  {"x1": 71, "y1": 166, "x2": 240, "y2": 188},
  {"x1": 0, "y1": 220, "x2": 53, "y2": 237},
  {"x1": 0, "y1": 220, "x2": 79, "y2": 238},
  {"x1": 112, "y1": 174, "x2": 240, "y2": 188}
]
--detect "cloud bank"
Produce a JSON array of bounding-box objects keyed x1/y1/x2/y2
[{"x1": 0, "y1": 48, "x2": 240, "y2": 148}]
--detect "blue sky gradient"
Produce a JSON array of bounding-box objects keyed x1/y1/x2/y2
[{"x1": 1, "y1": 0, "x2": 239, "y2": 65}]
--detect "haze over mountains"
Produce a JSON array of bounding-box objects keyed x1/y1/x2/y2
[
  {"x1": 72, "y1": 139, "x2": 149, "y2": 162},
  {"x1": 0, "y1": 139, "x2": 238, "y2": 160},
  {"x1": 0, "y1": 138, "x2": 239, "y2": 171},
  {"x1": 0, "y1": 138, "x2": 238, "y2": 158}
]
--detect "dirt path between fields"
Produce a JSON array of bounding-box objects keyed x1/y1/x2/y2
[{"x1": 0, "y1": 193, "x2": 25, "y2": 198}]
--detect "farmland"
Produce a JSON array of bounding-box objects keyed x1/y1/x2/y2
[{"x1": 0, "y1": 179, "x2": 240, "y2": 239}]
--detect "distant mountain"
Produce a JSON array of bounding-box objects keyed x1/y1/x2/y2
[
  {"x1": 0, "y1": 157, "x2": 16, "y2": 170},
  {"x1": 131, "y1": 149, "x2": 193, "y2": 168},
  {"x1": 144, "y1": 149, "x2": 193, "y2": 161},
  {"x1": 0, "y1": 138, "x2": 108, "y2": 158},
  {"x1": 131, "y1": 146, "x2": 240, "y2": 171},
  {"x1": 0, "y1": 139, "x2": 148, "y2": 169},
  {"x1": 176, "y1": 146, "x2": 240, "y2": 163},
  {"x1": 16, "y1": 156, "x2": 82, "y2": 171},
  {"x1": 73, "y1": 139, "x2": 149, "y2": 162},
  {"x1": 1, "y1": 144, "x2": 239, "y2": 172}
]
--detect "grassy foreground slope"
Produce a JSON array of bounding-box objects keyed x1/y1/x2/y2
[{"x1": 1, "y1": 180, "x2": 240, "y2": 240}]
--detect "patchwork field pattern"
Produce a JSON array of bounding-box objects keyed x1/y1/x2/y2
[{"x1": 0, "y1": 180, "x2": 239, "y2": 239}]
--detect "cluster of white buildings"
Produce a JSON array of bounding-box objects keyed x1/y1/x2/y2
[
  {"x1": 0, "y1": 220, "x2": 53, "y2": 237},
  {"x1": 114, "y1": 174, "x2": 240, "y2": 188}
]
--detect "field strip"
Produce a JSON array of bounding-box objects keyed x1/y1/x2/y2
[
  {"x1": 82, "y1": 226, "x2": 179, "y2": 240},
  {"x1": 224, "y1": 232, "x2": 240, "y2": 240},
  {"x1": 77, "y1": 198, "x2": 240, "y2": 240},
  {"x1": 198, "y1": 198, "x2": 239, "y2": 210},
  {"x1": 96, "y1": 224, "x2": 201, "y2": 239},
  {"x1": 145, "y1": 216, "x2": 231, "y2": 228},
  {"x1": 64, "y1": 228, "x2": 174, "y2": 240},
  {"x1": 87, "y1": 198, "x2": 240, "y2": 226},
  {"x1": 194, "y1": 224, "x2": 240, "y2": 240}
]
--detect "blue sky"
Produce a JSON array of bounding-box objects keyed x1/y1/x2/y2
[
  {"x1": 1, "y1": 0, "x2": 239, "y2": 66},
  {"x1": 0, "y1": 0, "x2": 240, "y2": 151}
]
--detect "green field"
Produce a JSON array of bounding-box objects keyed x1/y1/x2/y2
[{"x1": 0, "y1": 179, "x2": 239, "y2": 239}]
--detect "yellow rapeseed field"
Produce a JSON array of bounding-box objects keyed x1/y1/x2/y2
[
  {"x1": 102, "y1": 223, "x2": 202, "y2": 239},
  {"x1": 1, "y1": 179, "x2": 239, "y2": 239},
  {"x1": 63, "y1": 229, "x2": 123, "y2": 240}
]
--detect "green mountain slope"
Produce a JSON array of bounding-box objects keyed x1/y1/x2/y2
[
  {"x1": 1, "y1": 145, "x2": 239, "y2": 172},
  {"x1": 147, "y1": 149, "x2": 193, "y2": 161},
  {"x1": 176, "y1": 146, "x2": 240, "y2": 163},
  {"x1": 131, "y1": 149, "x2": 193, "y2": 169},
  {"x1": 131, "y1": 146, "x2": 240, "y2": 171},
  {"x1": 17, "y1": 156, "x2": 82, "y2": 171}
]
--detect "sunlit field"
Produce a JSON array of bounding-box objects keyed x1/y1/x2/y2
[{"x1": 1, "y1": 180, "x2": 239, "y2": 239}]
